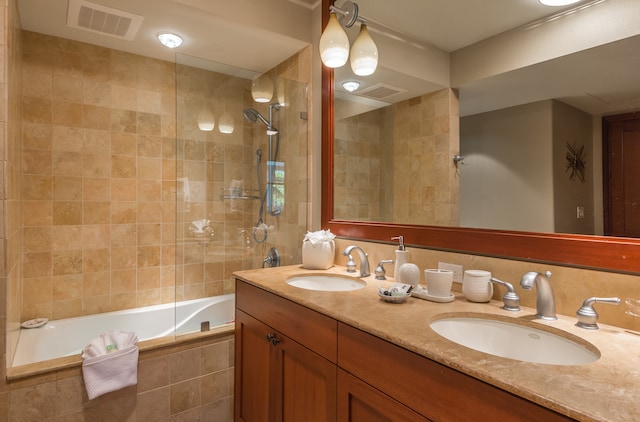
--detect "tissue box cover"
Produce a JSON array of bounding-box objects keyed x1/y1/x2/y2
[
  {"x1": 82, "y1": 344, "x2": 139, "y2": 400},
  {"x1": 302, "y1": 239, "x2": 335, "y2": 270}
]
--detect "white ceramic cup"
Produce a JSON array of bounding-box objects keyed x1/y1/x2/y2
[
  {"x1": 398, "y1": 263, "x2": 421, "y2": 287},
  {"x1": 425, "y1": 269, "x2": 454, "y2": 297},
  {"x1": 462, "y1": 270, "x2": 493, "y2": 302}
]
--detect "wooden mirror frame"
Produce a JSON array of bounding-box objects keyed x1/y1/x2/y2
[{"x1": 320, "y1": 0, "x2": 640, "y2": 274}]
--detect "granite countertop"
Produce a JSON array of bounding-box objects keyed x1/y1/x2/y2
[{"x1": 234, "y1": 264, "x2": 640, "y2": 422}]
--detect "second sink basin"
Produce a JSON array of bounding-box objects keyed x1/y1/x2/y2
[
  {"x1": 430, "y1": 316, "x2": 599, "y2": 365},
  {"x1": 287, "y1": 275, "x2": 366, "y2": 291}
]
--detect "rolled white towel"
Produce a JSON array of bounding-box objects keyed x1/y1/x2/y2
[{"x1": 82, "y1": 331, "x2": 139, "y2": 400}]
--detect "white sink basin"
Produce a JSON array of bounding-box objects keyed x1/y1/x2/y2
[
  {"x1": 287, "y1": 275, "x2": 366, "y2": 291},
  {"x1": 430, "y1": 317, "x2": 599, "y2": 365}
]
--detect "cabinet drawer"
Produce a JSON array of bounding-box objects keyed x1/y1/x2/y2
[
  {"x1": 338, "y1": 323, "x2": 573, "y2": 422},
  {"x1": 236, "y1": 280, "x2": 337, "y2": 362}
]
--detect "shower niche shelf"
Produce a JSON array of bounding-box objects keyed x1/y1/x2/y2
[{"x1": 221, "y1": 188, "x2": 260, "y2": 200}]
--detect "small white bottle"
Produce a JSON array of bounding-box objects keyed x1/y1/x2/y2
[{"x1": 391, "y1": 236, "x2": 408, "y2": 282}]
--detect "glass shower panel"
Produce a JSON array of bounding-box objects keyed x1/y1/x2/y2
[{"x1": 174, "y1": 53, "x2": 308, "y2": 336}]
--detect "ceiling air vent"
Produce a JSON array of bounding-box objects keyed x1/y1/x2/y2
[
  {"x1": 67, "y1": 0, "x2": 144, "y2": 41},
  {"x1": 358, "y1": 83, "x2": 407, "y2": 100}
]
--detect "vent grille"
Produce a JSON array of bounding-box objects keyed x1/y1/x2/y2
[
  {"x1": 358, "y1": 83, "x2": 407, "y2": 100},
  {"x1": 67, "y1": 0, "x2": 143, "y2": 41}
]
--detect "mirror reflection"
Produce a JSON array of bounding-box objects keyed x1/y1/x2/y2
[{"x1": 331, "y1": 0, "x2": 640, "y2": 236}]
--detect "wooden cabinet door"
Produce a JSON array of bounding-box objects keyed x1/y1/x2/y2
[
  {"x1": 235, "y1": 308, "x2": 337, "y2": 422},
  {"x1": 235, "y1": 309, "x2": 273, "y2": 422},
  {"x1": 274, "y1": 332, "x2": 337, "y2": 422},
  {"x1": 337, "y1": 369, "x2": 430, "y2": 422}
]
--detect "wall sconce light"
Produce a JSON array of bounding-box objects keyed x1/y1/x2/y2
[
  {"x1": 251, "y1": 74, "x2": 273, "y2": 103},
  {"x1": 452, "y1": 155, "x2": 465, "y2": 166},
  {"x1": 197, "y1": 109, "x2": 215, "y2": 131},
  {"x1": 319, "y1": 1, "x2": 378, "y2": 76},
  {"x1": 218, "y1": 111, "x2": 235, "y2": 134}
]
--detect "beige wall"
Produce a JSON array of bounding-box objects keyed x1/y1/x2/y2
[
  {"x1": 20, "y1": 31, "x2": 178, "y2": 322},
  {"x1": 392, "y1": 89, "x2": 459, "y2": 226},
  {"x1": 334, "y1": 88, "x2": 460, "y2": 226},
  {"x1": 334, "y1": 238, "x2": 640, "y2": 333},
  {"x1": 3, "y1": 0, "x2": 24, "y2": 409},
  {"x1": 460, "y1": 99, "x2": 595, "y2": 234},
  {"x1": 461, "y1": 100, "x2": 555, "y2": 231}
]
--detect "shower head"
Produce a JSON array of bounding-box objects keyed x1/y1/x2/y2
[
  {"x1": 243, "y1": 107, "x2": 279, "y2": 135},
  {"x1": 243, "y1": 108, "x2": 268, "y2": 125}
]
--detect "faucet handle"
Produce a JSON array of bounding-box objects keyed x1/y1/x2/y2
[
  {"x1": 576, "y1": 297, "x2": 621, "y2": 330},
  {"x1": 375, "y1": 260, "x2": 394, "y2": 280},
  {"x1": 490, "y1": 277, "x2": 520, "y2": 312},
  {"x1": 346, "y1": 254, "x2": 356, "y2": 273}
]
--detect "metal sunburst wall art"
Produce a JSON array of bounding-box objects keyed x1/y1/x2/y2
[{"x1": 566, "y1": 142, "x2": 587, "y2": 183}]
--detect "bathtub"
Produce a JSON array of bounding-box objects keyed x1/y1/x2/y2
[{"x1": 12, "y1": 294, "x2": 235, "y2": 367}]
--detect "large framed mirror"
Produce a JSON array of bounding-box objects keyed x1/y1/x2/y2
[{"x1": 321, "y1": 0, "x2": 640, "y2": 273}]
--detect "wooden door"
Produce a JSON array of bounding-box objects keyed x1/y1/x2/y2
[
  {"x1": 337, "y1": 369, "x2": 430, "y2": 422},
  {"x1": 235, "y1": 310, "x2": 272, "y2": 422},
  {"x1": 604, "y1": 112, "x2": 640, "y2": 237},
  {"x1": 274, "y1": 331, "x2": 337, "y2": 422}
]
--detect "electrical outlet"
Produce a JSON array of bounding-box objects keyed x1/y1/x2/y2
[{"x1": 438, "y1": 262, "x2": 463, "y2": 283}]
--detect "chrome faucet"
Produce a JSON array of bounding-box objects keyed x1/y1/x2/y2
[
  {"x1": 520, "y1": 271, "x2": 557, "y2": 320},
  {"x1": 575, "y1": 297, "x2": 621, "y2": 330},
  {"x1": 490, "y1": 277, "x2": 520, "y2": 312},
  {"x1": 343, "y1": 246, "x2": 371, "y2": 277}
]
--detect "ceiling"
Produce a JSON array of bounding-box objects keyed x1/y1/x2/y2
[{"x1": 17, "y1": 0, "x2": 640, "y2": 116}]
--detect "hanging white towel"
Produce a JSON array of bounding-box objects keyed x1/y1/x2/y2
[{"x1": 81, "y1": 331, "x2": 139, "y2": 400}]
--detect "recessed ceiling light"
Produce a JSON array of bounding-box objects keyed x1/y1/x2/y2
[
  {"x1": 539, "y1": 0, "x2": 581, "y2": 6},
  {"x1": 157, "y1": 32, "x2": 183, "y2": 48},
  {"x1": 342, "y1": 81, "x2": 360, "y2": 92}
]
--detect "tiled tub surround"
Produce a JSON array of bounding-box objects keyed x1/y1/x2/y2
[
  {"x1": 234, "y1": 264, "x2": 640, "y2": 422},
  {"x1": 6, "y1": 328, "x2": 235, "y2": 421}
]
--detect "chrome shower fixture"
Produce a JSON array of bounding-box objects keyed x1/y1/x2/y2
[{"x1": 243, "y1": 104, "x2": 280, "y2": 135}]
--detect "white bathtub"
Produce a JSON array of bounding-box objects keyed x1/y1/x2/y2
[{"x1": 12, "y1": 294, "x2": 235, "y2": 367}]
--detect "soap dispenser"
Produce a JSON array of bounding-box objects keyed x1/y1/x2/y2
[{"x1": 391, "y1": 236, "x2": 408, "y2": 282}]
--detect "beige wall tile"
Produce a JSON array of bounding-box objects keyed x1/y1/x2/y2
[
  {"x1": 52, "y1": 201, "x2": 81, "y2": 225},
  {"x1": 53, "y1": 176, "x2": 82, "y2": 200},
  {"x1": 51, "y1": 101, "x2": 82, "y2": 127},
  {"x1": 82, "y1": 271, "x2": 110, "y2": 297}
]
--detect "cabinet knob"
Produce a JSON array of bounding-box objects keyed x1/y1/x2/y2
[{"x1": 266, "y1": 333, "x2": 281, "y2": 345}]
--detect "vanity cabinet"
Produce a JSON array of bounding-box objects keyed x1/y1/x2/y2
[
  {"x1": 234, "y1": 281, "x2": 337, "y2": 422},
  {"x1": 235, "y1": 279, "x2": 575, "y2": 422},
  {"x1": 338, "y1": 323, "x2": 573, "y2": 421},
  {"x1": 337, "y1": 368, "x2": 430, "y2": 422}
]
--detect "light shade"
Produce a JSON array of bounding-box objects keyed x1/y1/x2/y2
[
  {"x1": 218, "y1": 112, "x2": 235, "y2": 134},
  {"x1": 197, "y1": 109, "x2": 215, "y2": 131},
  {"x1": 251, "y1": 74, "x2": 273, "y2": 103},
  {"x1": 319, "y1": 12, "x2": 350, "y2": 68},
  {"x1": 539, "y1": 0, "x2": 581, "y2": 5},
  {"x1": 350, "y1": 24, "x2": 378, "y2": 76},
  {"x1": 157, "y1": 32, "x2": 183, "y2": 48}
]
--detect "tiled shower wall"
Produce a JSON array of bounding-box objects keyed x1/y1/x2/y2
[
  {"x1": 18, "y1": 32, "x2": 310, "y2": 329},
  {"x1": 20, "y1": 31, "x2": 178, "y2": 322},
  {"x1": 392, "y1": 89, "x2": 459, "y2": 226},
  {"x1": 334, "y1": 88, "x2": 460, "y2": 226}
]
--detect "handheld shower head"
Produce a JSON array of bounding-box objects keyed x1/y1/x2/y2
[
  {"x1": 243, "y1": 108, "x2": 269, "y2": 126},
  {"x1": 243, "y1": 107, "x2": 279, "y2": 135}
]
